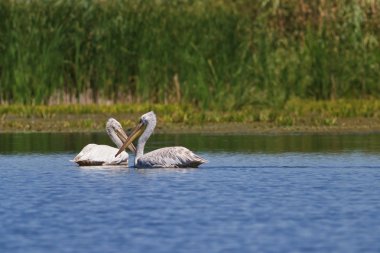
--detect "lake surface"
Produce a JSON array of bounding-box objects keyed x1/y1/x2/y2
[{"x1": 1, "y1": 133, "x2": 380, "y2": 253}]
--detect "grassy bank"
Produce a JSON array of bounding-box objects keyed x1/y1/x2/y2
[
  {"x1": 1, "y1": 99, "x2": 380, "y2": 133},
  {"x1": 1, "y1": 0, "x2": 380, "y2": 109}
]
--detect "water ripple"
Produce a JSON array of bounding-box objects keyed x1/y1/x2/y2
[{"x1": 1, "y1": 140, "x2": 380, "y2": 252}]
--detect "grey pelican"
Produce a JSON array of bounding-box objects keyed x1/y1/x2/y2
[
  {"x1": 72, "y1": 118, "x2": 136, "y2": 166},
  {"x1": 115, "y1": 111, "x2": 207, "y2": 168}
]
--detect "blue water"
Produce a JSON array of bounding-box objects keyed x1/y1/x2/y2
[{"x1": 1, "y1": 133, "x2": 380, "y2": 253}]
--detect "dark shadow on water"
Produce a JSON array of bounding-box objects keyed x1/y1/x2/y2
[{"x1": 1, "y1": 132, "x2": 380, "y2": 154}]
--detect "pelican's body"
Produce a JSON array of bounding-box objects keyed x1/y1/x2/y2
[
  {"x1": 72, "y1": 118, "x2": 136, "y2": 166},
  {"x1": 115, "y1": 111, "x2": 207, "y2": 168},
  {"x1": 134, "y1": 146, "x2": 206, "y2": 168}
]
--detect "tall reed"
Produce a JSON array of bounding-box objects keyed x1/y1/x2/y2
[{"x1": 0, "y1": 0, "x2": 379, "y2": 109}]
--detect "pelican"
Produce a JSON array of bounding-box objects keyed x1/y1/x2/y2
[
  {"x1": 72, "y1": 118, "x2": 136, "y2": 166},
  {"x1": 115, "y1": 111, "x2": 207, "y2": 168}
]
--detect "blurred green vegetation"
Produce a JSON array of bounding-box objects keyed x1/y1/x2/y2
[{"x1": 0, "y1": 0, "x2": 379, "y2": 109}]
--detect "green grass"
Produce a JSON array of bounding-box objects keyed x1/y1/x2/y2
[
  {"x1": 1, "y1": 99, "x2": 380, "y2": 130},
  {"x1": 0, "y1": 1, "x2": 380, "y2": 109}
]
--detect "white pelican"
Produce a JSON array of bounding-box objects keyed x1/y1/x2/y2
[
  {"x1": 115, "y1": 111, "x2": 207, "y2": 168},
  {"x1": 72, "y1": 118, "x2": 136, "y2": 166}
]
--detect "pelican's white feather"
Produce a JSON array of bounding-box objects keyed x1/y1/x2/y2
[
  {"x1": 137, "y1": 146, "x2": 207, "y2": 168},
  {"x1": 72, "y1": 144, "x2": 129, "y2": 166}
]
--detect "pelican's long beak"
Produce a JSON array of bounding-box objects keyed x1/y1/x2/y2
[
  {"x1": 115, "y1": 122, "x2": 145, "y2": 157},
  {"x1": 115, "y1": 127, "x2": 137, "y2": 154}
]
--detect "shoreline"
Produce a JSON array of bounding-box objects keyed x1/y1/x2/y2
[{"x1": 1, "y1": 101, "x2": 380, "y2": 134}]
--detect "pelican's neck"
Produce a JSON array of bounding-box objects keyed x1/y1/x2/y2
[
  {"x1": 135, "y1": 117, "x2": 156, "y2": 164},
  {"x1": 106, "y1": 126, "x2": 123, "y2": 149}
]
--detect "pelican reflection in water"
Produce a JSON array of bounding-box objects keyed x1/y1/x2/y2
[
  {"x1": 72, "y1": 118, "x2": 136, "y2": 166},
  {"x1": 115, "y1": 111, "x2": 207, "y2": 168}
]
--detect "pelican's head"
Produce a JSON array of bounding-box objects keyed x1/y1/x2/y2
[
  {"x1": 106, "y1": 118, "x2": 122, "y2": 135},
  {"x1": 140, "y1": 111, "x2": 157, "y2": 127},
  {"x1": 106, "y1": 118, "x2": 136, "y2": 154},
  {"x1": 115, "y1": 111, "x2": 156, "y2": 157}
]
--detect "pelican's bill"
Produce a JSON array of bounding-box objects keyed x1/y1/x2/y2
[
  {"x1": 115, "y1": 122, "x2": 145, "y2": 157},
  {"x1": 114, "y1": 127, "x2": 136, "y2": 154}
]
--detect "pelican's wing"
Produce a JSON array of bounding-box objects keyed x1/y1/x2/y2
[
  {"x1": 72, "y1": 144, "x2": 129, "y2": 166},
  {"x1": 138, "y1": 146, "x2": 207, "y2": 168}
]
